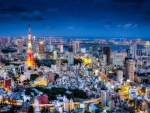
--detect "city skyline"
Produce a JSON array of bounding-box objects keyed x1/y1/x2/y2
[{"x1": 0, "y1": 0, "x2": 150, "y2": 37}]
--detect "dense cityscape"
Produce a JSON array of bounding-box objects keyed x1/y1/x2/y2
[
  {"x1": 1, "y1": 0, "x2": 150, "y2": 113},
  {"x1": 0, "y1": 24, "x2": 150, "y2": 113}
]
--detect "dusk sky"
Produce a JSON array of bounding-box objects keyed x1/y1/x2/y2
[{"x1": 0, "y1": 0, "x2": 150, "y2": 37}]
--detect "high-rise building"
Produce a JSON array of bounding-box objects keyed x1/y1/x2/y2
[
  {"x1": 126, "y1": 59, "x2": 135, "y2": 81},
  {"x1": 136, "y1": 49, "x2": 142, "y2": 56},
  {"x1": 68, "y1": 45, "x2": 73, "y2": 52},
  {"x1": 33, "y1": 43, "x2": 39, "y2": 53},
  {"x1": 59, "y1": 44, "x2": 63, "y2": 53},
  {"x1": 17, "y1": 39, "x2": 23, "y2": 53},
  {"x1": 25, "y1": 24, "x2": 36, "y2": 68},
  {"x1": 117, "y1": 70, "x2": 123, "y2": 83},
  {"x1": 56, "y1": 59, "x2": 61, "y2": 72},
  {"x1": 73, "y1": 41, "x2": 80, "y2": 53},
  {"x1": 53, "y1": 50, "x2": 58, "y2": 59},
  {"x1": 69, "y1": 99, "x2": 74, "y2": 111},
  {"x1": 109, "y1": 100, "x2": 115, "y2": 111},
  {"x1": 101, "y1": 90, "x2": 106, "y2": 106},
  {"x1": 103, "y1": 47, "x2": 110, "y2": 65},
  {"x1": 68, "y1": 53, "x2": 74, "y2": 65},
  {"x1": 89, "y1": 46, "x2": 95, "y2": 52},
  {"x1": 146, "y1": 87, "x2": 150, "y2": 99},
  {"x1": 7, "y1": 37, "x2": 11, "y2": 45},
  {"x1": 98, "y1": 46, "x2": 103, "y2": 58},
  {"x1": 39, "y1": 41, "x2": 44, "y2": 54},
  {"x1": 113, "y1": 52, "x2": 126, "y2": 66},
  {"x1": 130, "y1": 41, "x2": 137, "y2": 59}
]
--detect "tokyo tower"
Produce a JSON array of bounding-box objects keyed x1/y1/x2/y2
[{"x1": 25, "y1": 24, "x2": 36, "y2": 68}]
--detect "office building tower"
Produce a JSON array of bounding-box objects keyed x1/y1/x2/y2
[
  {"x1": 63, "y1": 96, "x2": 68, "y2": 111},
  {"x1": 101, "y1": 90, "x2": 106, "y2": 106},
  {"x1": 73, "y1": 41, "x2": 80, "y2": 53},
  {"x1": 109, "y1": 100, "x2": 115, "y2": 111},
  {"x1": 68, "y1": 45, "x2": 73, "y2": 52},
  {"x1": 69, "y1": 99, "x2": 74, "y2": 111},
  {"x1": 136, "y1": 49, "x2": 142, "y2": 56},
  {"x1": 130, "y1": 41, "x2": 137, "y2": 59},
  {"x1": 18, "y1": 65, "x2": 25, "y2": 73},
  {"x1": 53, "y1": 50, "x2": 58, "y2": 59},
  {"x1": 103, "y1": 54, "x2": 107, "y2": 64},
  {"x1": 39, "y1": 41, "x2": 44, "y2": 54},
  {"x1": 80, "y1": 48, "x2": 86, "y2": 53},
  {"x1": 89, "y1": 46, "x2": 95, "y2": 52},
  {"x1": 103, "y1": 47, "x2": 110, "y2": 65},
  {"x1": 59, "y1": 44, "x2": 63, "y2": 53},
  {"x1": 7, "y1": 37, "x2": 11, "y2": 45},
  {"x1": 146, "y1": 87, "x2": 150, "y2": 99},
  {"x1": 126, "y1": 59, "x2": 135, "y2": 81},
  {"x1": 33, "y1": 43, "x2": 39, "y2": 53},
  {"x1": 98, "y1": 46, "x2": 103, "y2": 58},
  {"x1": 17, "y1": 39, "x2": 23, "y2": 53},
  {"x1": 117, "y1": 70, "x2": 123, "y2": 83},
  {"x1": 56, "y1": 59, "x2": 61, "y2": 72},
  {"x1": 68, "y1": 53, "x2": 74, "y2": 65},
  {"x1": 25, "y1": 24, "x2": 36, "y2": 68},
  {"x1": 113, "y1": 52, "x2": 126, "y2": 66}
]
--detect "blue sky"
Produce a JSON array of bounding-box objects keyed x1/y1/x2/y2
[{"x1": 0, "y1": 0, "x2": 150, "y2": 37}]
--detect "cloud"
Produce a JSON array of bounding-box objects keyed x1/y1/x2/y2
[
  {"x1": 0, "y1": 14, "x2": 11, "y2": 18},
  {"x1": 104, "y1": 25, "x2": 110, "y2": 28},
  {"x1": 0, "y1": 13, "x2": 12, "y2": 22},
  {"x1": 110, "y1": 0, "x2": 146, "y2": 4},
  {"x1": 20, "y1": 11, "x2": 46, "y2": 21},
  {"x1": 117, "y1": 24, "x2": 121, "y2": 28},
  {"x1": 2, "y1": 4, "x2": 27, "y2": 12},
  {"x1": 47, "y1": 8, "x2": 58, "y2": 12},
  {"x1": 67, "y1": 27, "x2": 74, "y2": 29},
  {"x1": 46, "y1": 26, "x2": 51, "y2": 29},
  {"x1": 133, "y1": 24, "x2": 137, "y2": 28},
  {"x1": 123, "y1": 23, "x2": 132, "y2": 28}
]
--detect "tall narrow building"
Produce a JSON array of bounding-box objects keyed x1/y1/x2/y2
[
  {"x1": 17, "y1": 38, "x2": 23, "y2": 53},
  {"x1": 25, "y1": 24, "x2": 36, "y2": 68},
  {"x1": 39, "y1": 41, "x2": 44, "y2": 54},
  {"x1": 126, "y1": 59, "x2": 135, "y2": 81},
  {"x1": 130, "y1": 41, "x2": 137, "y2": 59}
]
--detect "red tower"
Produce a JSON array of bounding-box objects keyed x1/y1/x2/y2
[{"x1": 25, "y1": 24, "x2": 36, "y2": 68}]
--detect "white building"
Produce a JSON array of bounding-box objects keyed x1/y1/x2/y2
[
  {"x1": 130, "y1": 41, "x2": 137, "y2": 59},
  {"x1": 59, "y1": 44, "x2": 63, "y2": 53},
  {"x1": 113, "y1": 52, "x2": 126, "y2": 66},
  {"x1": 80, "y1": 48, "x2": 86, "y2": 53},
  {"x1": 101, "y1": 90, "x2": 106, "y2": 106},
  {"x1": 117, "y1": 70, "x2": 123, "y2": 83}
]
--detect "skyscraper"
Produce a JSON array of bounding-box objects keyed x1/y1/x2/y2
[
  {"x1": 68, "y1": 45, "x2": 73, "y2": 52},
  {"x1": 39, "y1": 41, "x2": 44, "y2": 54},
  {"x1": 17, "y1": 38, "x2": 23, "y2": 53},
  {"x1": 68, "y1": 53, "x2": 74, "y2": 65},
  {"x1": 103, "y1": 47, "x2": 110, "y2": 65},
  {"x1": 25, "y1": 24, "x2": 36, "y2": 68},
  {"x1": 130, "y1": 41, "x2": 137, "y2": 59},
  {"x1": 59, "y1": 44, "x2": 63, "y2": 53},
  {"x1": 126, "y1": 59, "x2": 135, "y2": 81},
  {"x1": 73, "y1": 41, "x2": 80, "y2": 53}
]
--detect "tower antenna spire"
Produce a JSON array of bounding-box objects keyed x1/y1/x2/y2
[{"x1": 28, "y1": 23, "x2": 30, "y2": 34}]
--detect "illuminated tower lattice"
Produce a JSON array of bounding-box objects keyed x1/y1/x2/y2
[{"x1": 25, "y1": 24, "x2": 36, "y2": 68}]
